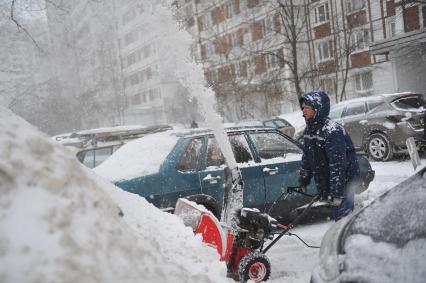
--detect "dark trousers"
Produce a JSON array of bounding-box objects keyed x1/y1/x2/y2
[{"x1": 330, "y1": 178, "x2": 359, "y2": 221}]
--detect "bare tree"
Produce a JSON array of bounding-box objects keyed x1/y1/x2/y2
[{"x1": 265, "y1": 0, "x2": 317, "y2": 101}]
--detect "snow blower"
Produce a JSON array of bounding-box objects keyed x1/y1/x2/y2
[{"x1": 175, "y1": 166, "x2": 320, "y2": 283}]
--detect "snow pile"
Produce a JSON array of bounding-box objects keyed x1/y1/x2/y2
[{"x1": 0, "y1": 108, "x2": 229, "y2": 283}]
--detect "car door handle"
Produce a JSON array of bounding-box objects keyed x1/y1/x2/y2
[
  {"x1": 263, "y1": 167, "x2": 279, "y2": 175},
  {"x1": 202, "y1": 174, "x2": 221, "y2": 184}
]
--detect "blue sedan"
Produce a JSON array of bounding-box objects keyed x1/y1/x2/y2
[{"x1": 95, "y1": 126, "x2": 374, "y2": 223}]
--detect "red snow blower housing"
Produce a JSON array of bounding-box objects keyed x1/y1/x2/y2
[{"x1": 175, "y1": 199, "x2": 277, "y2": 282}]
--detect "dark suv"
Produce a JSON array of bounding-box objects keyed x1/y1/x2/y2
[{"x1": 330, "y1": 92, "x2": 425, "y2": 161}]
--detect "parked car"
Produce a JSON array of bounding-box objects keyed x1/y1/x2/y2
[
  {"x1": 53, "y1": 124, "x2": 172, "y2": 168},
  {"x1": 329, "y1": 92, "x2": 425, "y2": 161},
  {"x1": 311, "y1": 165, "x2": 426, "y2": 283},
  {"x1": 94, "y1": 126, "x2": 374, "y2": 223},
  {"x1": 263, "y1": 110, "x2": 306, "y2": 141},
  {"x1": 224, "y1": 119, "x2": 264, "y2": 128}
]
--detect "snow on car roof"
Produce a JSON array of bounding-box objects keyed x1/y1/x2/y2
[
  {"x1": 0, "y1": 108, "x2": 228, "y2": 282},
  {"x1": 76, "y1": 124, "x2": 148, "y2": 135},
  {"x1": 95, "y1": 130, "x2": 180, "y2": 182}
]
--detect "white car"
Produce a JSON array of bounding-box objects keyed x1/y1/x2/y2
[
  {"x1": 53, "y1": 124, "x2": 172, "y2": 168},
  {"x1": 263, "y1": 110, "x2": 306, "y2": 142},
  {"x1": 311, "y1": 165, "x2": 426, "y2": 282}
]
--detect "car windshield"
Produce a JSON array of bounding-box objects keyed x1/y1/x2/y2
[
  {"x1": 249, "y1": 132, "x2": 302, "y2": 160},
  {"x1": 329, "y1": 105, "x2": 345, "y2": 120},
  {"x1": 391, "y1": 94, "x2": 425, "y2": 111},
  {"x1": 344, "y1": 172, "x2": 426, "y2": 246},
  {"x1": 275, "y1": 119, "x2": 291, "y2": 127}
]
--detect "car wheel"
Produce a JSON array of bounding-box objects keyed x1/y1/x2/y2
[
  {"x1": 367, "y1": 133, "x2": 393, "y2": 161},
  {"x1": 185, "y1": 195, "x2": 221, "y2": 220},
  {"x1": 238, "y1": 251, "x2": 271, "y2": 283}
]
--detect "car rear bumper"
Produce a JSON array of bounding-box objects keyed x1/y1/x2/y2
[{"x1": 391, "y1": 123, "x2": 424, "y2": 150}]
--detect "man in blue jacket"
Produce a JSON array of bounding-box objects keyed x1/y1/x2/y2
[{"x1": 299, "y1": 91, "x2": 360, "y2": 221}]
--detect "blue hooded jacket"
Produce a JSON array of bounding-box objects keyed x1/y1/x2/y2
[{"x1": 299, "y1": 91, "x2": 360, "y2": 198}]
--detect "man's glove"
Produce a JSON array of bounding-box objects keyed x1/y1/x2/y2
[{"x1": 328, "y1": 196, "x2": 343, "y2": 206}]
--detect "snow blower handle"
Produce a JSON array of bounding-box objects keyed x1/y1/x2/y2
[
  {"x1": 286, "y1": 186, "x2": 316, "y2": 198},
  {"x1": 262, "y1": 194, "x2": 320, "y2": 254}
]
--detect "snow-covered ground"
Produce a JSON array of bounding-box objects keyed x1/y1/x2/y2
[{"x1": 267, "y1": 158, "x2": 425, "y2": 283}]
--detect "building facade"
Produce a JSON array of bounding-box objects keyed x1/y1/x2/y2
[
  {"x1": 370, "y1": 0, "x2": 426, "y2": 94},
  {"x1": 177, "y1": 0, "x2": 426, "y2": 118},
  {"x1": 114, "y1": 1, "x2": 169, "y2": 125}
]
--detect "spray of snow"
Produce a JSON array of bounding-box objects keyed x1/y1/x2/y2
[{"x1": 147, "y1": 1, "x2": 236, "y2": 169}]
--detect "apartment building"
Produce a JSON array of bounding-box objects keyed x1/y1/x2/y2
[
  {"x1": 178, "y1": 0, "x2": 425, "y2": 118},
  {"x1": 370, "y1": 0, "x2": 426, "y2": 93},
  {"x1": 114, "y1": 1, "x2": 164, "y2": 125},
  {"x1": 113, "y1": 0, "x2": 201, "y2": 126},
  {"x1": 46, "y1": 0, "x2": 123, "y2": 128},
  {"x1": 309, "y1": 0, "x2": 425, "y2": 101}
]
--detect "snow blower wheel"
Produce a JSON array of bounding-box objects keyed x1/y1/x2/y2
[{"x1": 238, "y1": 251, "x2": 271, "y2": 283}]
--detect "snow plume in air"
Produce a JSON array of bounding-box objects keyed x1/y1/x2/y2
[{"x1": 146, "y1": 0, "x2": 237, "y2": 169}]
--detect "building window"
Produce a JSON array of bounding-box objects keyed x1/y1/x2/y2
[
  {"x1": 251, "y1": 20, "x2": 265, "y2": 41},
  {"x1": 317, "y1": 39, "x2": 334, "y2": 61},
  {"x1": 205, "y1": 41, "x2": 214, "y2": 57},
  {"x1": 350, "y1": 28, "x2": 369, "y2": 52},
  {"x1": 347, "y1": 0, "x2": 365, "y2": 14},
  {"x1": 228, "y1": 0, "x2": 240, "y2": 16},
  {"x1": 232, "y1": 28, "x2": 244, "y2": 47},
  {"x1": 313, "y1": 2, "x2": 330, "y2": 25},
  {"x1": 387, "y1": 17, "x2": 396, "y2": 37},
  {"x1": 237, "y1": 61, "x2": 248, "y2": 78},
  {"x1": 265, "y1": 15, "x2": 275, "y2": 34},
  {"x1": 247, "y1": 0, "x2": 259, "y2": 9},
  {"x1": 354, "y1": 71, "x2": 373, "y2": 92},
  {"x1": 422, "y1": 3, "x2": 426, "y2": 28},
  {"x1": 266, "y1": 49, "x2": 284, "y2": 70},
  {"x1": 267, "y1": 53, "x2": 278, "y2": 70},
  {"x1": 319, "y1": 77, "x2": 336, "y2": 97}
]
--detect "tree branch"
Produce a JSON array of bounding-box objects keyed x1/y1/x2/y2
[{"x1": 10, "y1": 0, "x2": 41, "y2": 50}]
